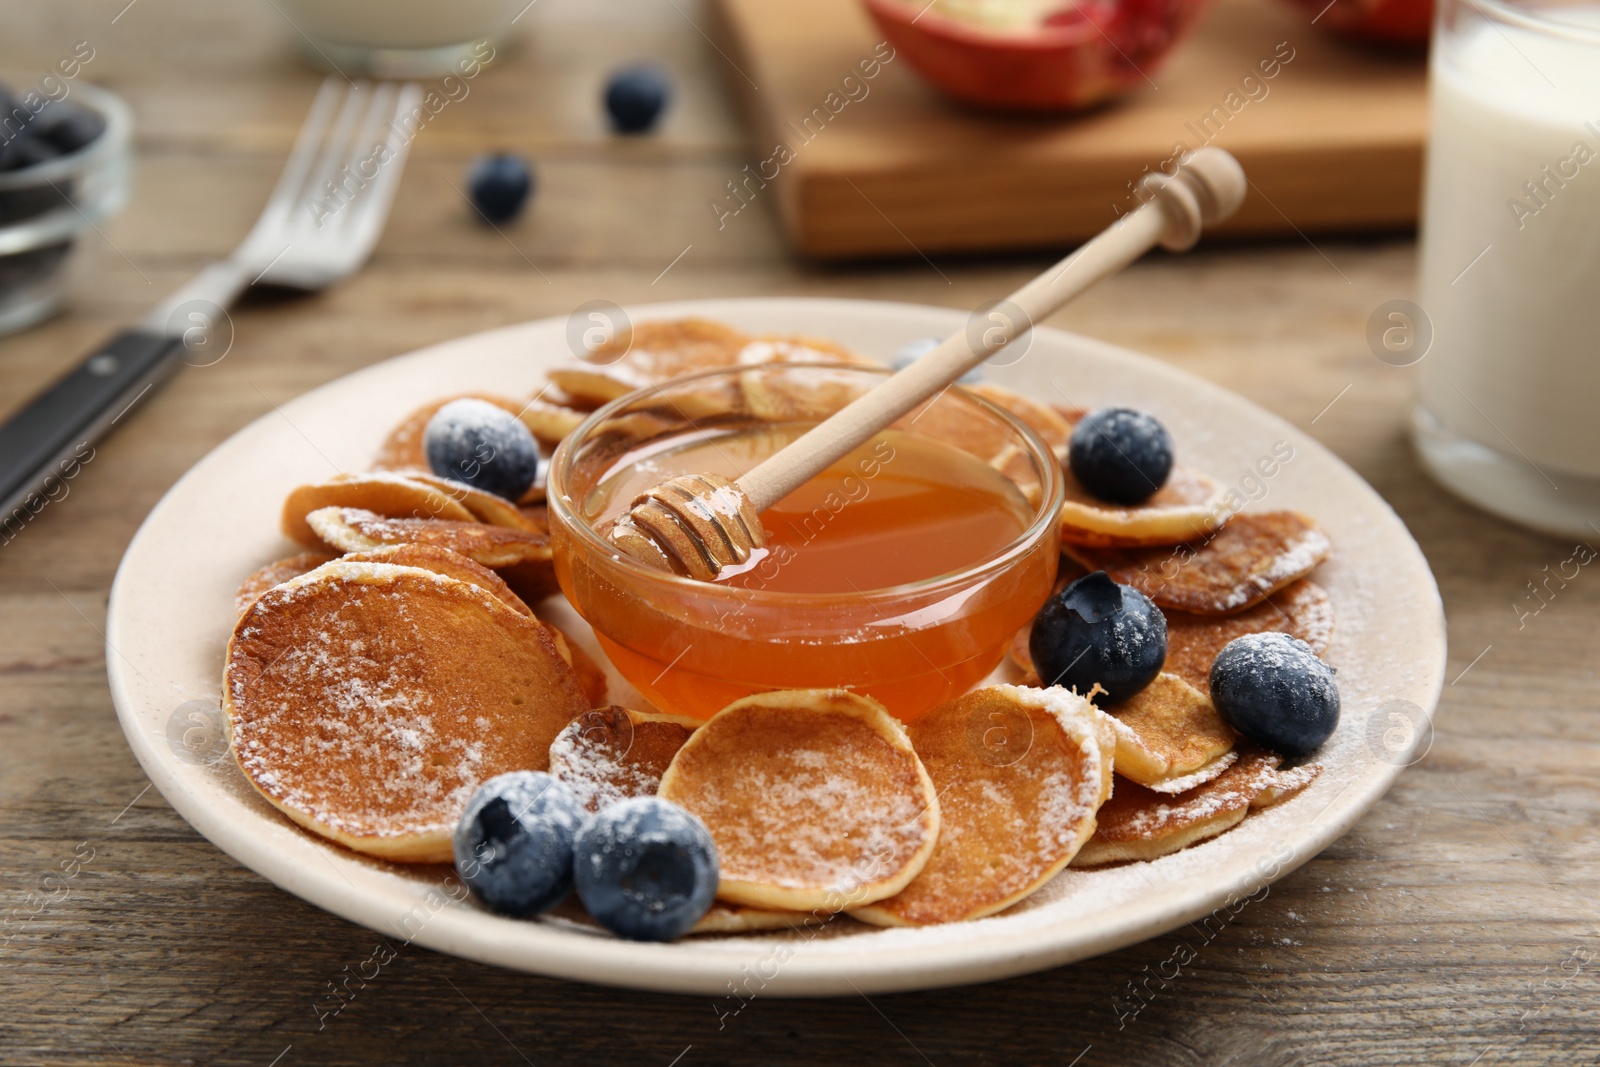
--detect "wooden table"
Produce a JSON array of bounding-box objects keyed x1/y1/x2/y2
[{"x1": 4, "y1": 3, "x2": 1597, "y2": 1065}]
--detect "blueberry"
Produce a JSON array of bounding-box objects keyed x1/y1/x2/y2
[
  {"x1": 455, "y1": 771, "x2": 584, "y2": 917},
  {"x1": 1068, "y1": 407, "x2": 1174, "y2": 506},
  {"x1": 604, "y1": 66, "x2": 671, "y2": 134},
  {"x1": 423, "y1": 398, "x2": 540, "y2": 500},
  {"x1": 34, "y1": 102, "x2": 105, "y2": 154},
  {"x1": 573, "y1": 797, "x2": 719, "y2": 942},
  {"x1": 467, "y1": 153, "x2": 534, "y2": 224},
  {"x1": 10, "y1": 137, "x2": 59, "y2": 169},
  {"x1": 1029, "y1": 571, "x2": 1167, "y2": 704},
  {"x1": 1209, "y1": 633, "x2": 1339, "y2": 757},
  {"x1": 890, "y1": 337, "x2": 982, "y2": 384}
]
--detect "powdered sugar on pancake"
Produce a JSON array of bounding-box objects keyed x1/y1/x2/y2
[
  {"x1": 1144, "y1": 750, "x2": 1238, "y2": 794},
  {"x1": 657, "y1": 691, "x2": 939, "y2": 911},
  {"x1": 225, "y1": 561, "x2": 588, "y2": 859}
]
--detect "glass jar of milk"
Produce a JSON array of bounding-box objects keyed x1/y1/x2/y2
[
  {"x1": 1414, "y1": 0, "x2": 1600, "y2": 537},
  {"x1": 269, "y1": 0, "x2": 525, "y2": 77}
]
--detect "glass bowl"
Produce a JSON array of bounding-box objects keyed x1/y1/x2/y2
[
  {"x1": 546, "y1": 362, "x2": 1064, "y2": 722},
  {"x1": 0, "y1": 83, "x2": 133, "y2": 335}
]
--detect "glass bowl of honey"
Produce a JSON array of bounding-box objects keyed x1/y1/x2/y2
[{"x1": 546, "y1": 361, "x2": 1064, "y2": 723}]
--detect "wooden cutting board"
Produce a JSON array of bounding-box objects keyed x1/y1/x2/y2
[{"x1": 708, "y1": 0, "x2": 1427, "y2": 258}]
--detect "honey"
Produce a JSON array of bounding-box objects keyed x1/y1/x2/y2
[
  {"x1": 556, "y1": 420, "x2": 1060, "y2": 722},
  {"x1": 592, "y1": 427, "x2": 1032, "y2": 593}
]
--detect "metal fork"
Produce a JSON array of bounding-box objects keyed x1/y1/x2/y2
[{"x1": 0, "y1": 77, "x2": 422, "y2": 523}]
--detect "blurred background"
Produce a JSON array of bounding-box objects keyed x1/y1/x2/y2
[{"x1": 8, "y1": 2, "x2": 1600, "y2": 1065}]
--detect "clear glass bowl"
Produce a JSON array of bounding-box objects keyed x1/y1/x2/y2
[
  {"x1": 546, "y1": 362, "x2": 1065, "y2": 722},
  {"x1": 0, "y1": 84, "x2": 133, "y2": 335}
]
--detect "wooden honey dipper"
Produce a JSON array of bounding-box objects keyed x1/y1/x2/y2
[{"x1": 607, "y1": 147, "x2": 1248, "y2": 581}]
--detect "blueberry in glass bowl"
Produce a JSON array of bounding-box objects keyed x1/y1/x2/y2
[{"x1": 0, "y1": 82, "x2": 132, "y2": 335}]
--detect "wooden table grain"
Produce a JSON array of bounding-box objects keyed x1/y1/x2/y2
[{"x1": 3, "y1": 3, "x2": 1598, "y2": 1065}]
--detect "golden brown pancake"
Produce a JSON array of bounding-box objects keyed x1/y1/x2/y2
[
  {"x1": 688, "y1": 902, "x2": 811, "y2": 935},
  {"x1": 657, "y1": 690, "x2": 940, "y2": 912},
  {"x1": 1071, "y1": 749, "x2": 1321, "y2": 867},
  {"x1": 225, "y1": 561, "x2": 589, "y2": 863},
  {"x1": 741, "y1": 362, "x2": 871, "y2": 423},
  {"x1": 1066, "y1": 511, "x2": 1331, "y2": 615},
  {"x1": 235, "y1": 552, "x2": 335, "y2": 616},
  {"x1": 1053, "y1": 404, "x2": 1087, "y2": 427},
  {"x1": 541, "y1": 383, "x2": 600, "y2": 412},
  {"x1": 546, "y1": 318, "x2": 751, "y2": 407},
  {"x1": 340, "y1": 544, "x2": 530, "y2": 616},
  {"x1": 547, "y1": 705, "x2": 699, "y2": 813},
  {"x1": 1059, "y1": 465, "x2": 1227, "y2": 548},
  {"x1": 519, "y1": 393, "x2": 589, "y2": 452},
  {"x1": 1106, "y1": 673, "x2": 1237, "y2": 791},
  {"x1": 400, "y1": 471, "x2": 540, "y2": 531},
  {"x1": 968, "y1": 383, "x2": 1074, "y2": 461},
  {"x1": 853, "y1": 686, "x2": 1114, "y2": 927},
  {"x1": 543, "y1": 629, "x2": 609, "y2": 708},
  {"x1": 1164, "y1": 579, "x2": 1334, "y2": 692},
  {"x1": 894, "y1": 389, "x2": 1014, "y2": 467},
  {"x1": 282, "y1": 473, "x2": 476, "y2": 548},
  {"x1": 737, "y1": 335, "x2": 881, "y2": 368},
  {"x1": 305, "y1": 507, "x2": 551, "y2": 568}
]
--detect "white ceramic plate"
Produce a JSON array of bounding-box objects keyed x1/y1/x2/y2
[{"x1": 107, "y1": 298, "x2": 1446, "y2": 996}]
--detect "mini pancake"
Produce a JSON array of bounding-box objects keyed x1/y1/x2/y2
[
  {"x1": 1065, "y1": 510, "x2": 1331, "y2": 615},
  {"x1": 548, "y1": 705, "x2": 700, "y2": 813},
  {"x1": 500, "y1": 505, "x2": 561, "y2": 604},
  {"x1": 235, "y1": 552, "x2": 334, "y2": 616},
  {"x1": 225, "y1": 561, "x2": 589, "y2": 863},
  {"x1": 1106, "y1": 672, "x2": 1237, "y2": 792},
  {"x1": 542, "y1": 383, "x2": 601, "y2": 413},
  {"x1": 894, "y1": 389, "x2": 1014, "y2": 469},
  {"x1": 340, "y1": 543, "x2": 530, "y2": 616},
  {"x1": 1070, "y1": 749, "x2": 1321, "y2": 868},
  {"x1": 967, "y1": 382, "x2": 1074, "y2": 461},
  {"x1": 657, "y1": 690, "x2": 940, "y2": 912},
  {"x1": 853, "y1": 686, "x2": 1115, "y2": 927},
  {"x1": 736, "y1": 335, "x2": 882, "y2": 368},
  {"x1": 370, "y1": 393, "x2": 524, "y2": 473},
  {"x1": 400, "y1": 471, "x2": 540, "y2": 531},
  {"x1": 305, "y1": 507, "x2": 552, "y2": 568},
  {"x1": 546, "y1": 318, "x2": 751, "y2": 407},
  {"x1": 1058, "y1": 465, "x2": 1228, "y2": 548},
  {"x1": 688, "y1": 902, "x2": 811, "y2": 936},
  {"x1": 1053, "y1": 404, "x2": 1087, "y2": 427},
  {"x1": 281, "y1": 472, "x2": 476, "y2": 548},
  {"x1": 542, "y1": 628, "x2": 608, "y2": 707},
  {"x1": 741, "y1": 362, "x2": 871, "y2": 422},
  {"x1": 1164, "y1": 579, "x2": 1334, "y2": 692},
  {"x1": 519, "y1": 393, "x2": 588, "y2": 452}
]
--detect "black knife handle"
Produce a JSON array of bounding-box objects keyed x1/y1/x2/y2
[{"x1": 0, "y1": 329, "x2": 185, "y2": 528}]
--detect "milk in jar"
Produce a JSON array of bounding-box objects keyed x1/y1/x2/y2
[{"x1": 1415, "y1": 0, "x2": 1600, "y2": 534}]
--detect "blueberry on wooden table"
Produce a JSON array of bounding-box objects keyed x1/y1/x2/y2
[
  {"x1": 467, "y1": 153, "x2": 534, "y2": 224},
  {"x1": 574, "y1": 797, "x2": 719, "y2": 942},
  {"x1": 604, "y1": 65, "x2": 671, "y2": 134},
  {"x1": 423, "y1": 397, "x2": 541, "y2": 500},
  {"x1": 455, "y1": 772, "x2": 585, "y2": 918},
  {"x1": 1068, "y1": 406, "x2": 1174, "y2": 505},
  {"x1": 1209, "y1": 632, "x2": 1339, "y2": 757},
  {"x1": 1029, "y1": 570, "x2": 1167, "y2": 704}
]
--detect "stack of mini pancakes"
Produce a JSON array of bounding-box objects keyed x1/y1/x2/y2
[{"x1": 222, "y1": 318, "x2": 1332, "y2": 934}]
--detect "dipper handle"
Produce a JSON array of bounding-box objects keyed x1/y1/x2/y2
[{"x1": 609, "y1": 148, "x2": 1248, "y2": 580}]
